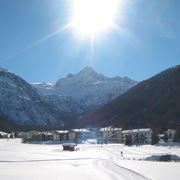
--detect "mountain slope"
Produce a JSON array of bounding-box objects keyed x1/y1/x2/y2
[
  {"x1": 83, "y1": 65, "x2": 180, "y2": 130},
  {"x1": 43, "y1": 94, "x2": 84, "y2": 115},
  {"x1": 33, "y1": 66, "x2": 138, "y2": 110},
  {"x1": 0, "y1": 68, "x2": 72, "y2": 130}
]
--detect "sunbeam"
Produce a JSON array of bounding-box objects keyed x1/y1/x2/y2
[
  {"x1": 111, "y1": 23, "x2": 130, "y2": 40},
  {"x1": 28, "y1": 24, "x2": 72, "y2": 49},
  {"x1": 1, "y1": 23, "x2": 72, "y2": 63},
  {"x1": 90, "y1": 33, "x2": 95, "y2": 66},
  {"x1": 112, "y1": 22, "x2": 140, "y2": 47}
]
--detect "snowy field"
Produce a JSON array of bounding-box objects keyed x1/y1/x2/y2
[{"x1": 0, "y1": 139, "x2": 179, "y2": 180}]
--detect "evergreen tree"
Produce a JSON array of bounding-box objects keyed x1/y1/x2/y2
[
  {"x1": 163, "y1": 133, "x2": 168, "y2": 142},
  {"x1": 151, "y1": 129, "x2": 160, "y2": 145}
]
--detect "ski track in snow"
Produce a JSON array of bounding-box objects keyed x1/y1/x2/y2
[
  {"x1": 94, "y1": 148, "x2": 150, "y2": 180},
  {"x1": 94, "y1": 158, "x2": 150, "y2": 180}
]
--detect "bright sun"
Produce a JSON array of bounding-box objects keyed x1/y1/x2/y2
[{"x1": 71, "y1": 0, "x2": 119, "y2": 35}]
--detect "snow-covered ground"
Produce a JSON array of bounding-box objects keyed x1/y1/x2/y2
[{"x1": 0, "y1": 139, "x2": 179, "y2": 180}]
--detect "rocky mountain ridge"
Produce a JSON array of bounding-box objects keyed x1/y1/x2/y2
[{"x1": 33, "y1": 66, "x2": 138, "y2": 111}]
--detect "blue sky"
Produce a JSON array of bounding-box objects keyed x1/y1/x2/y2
[{"x1": 0, "y1": 0, "x2": 180, "y2": 83}]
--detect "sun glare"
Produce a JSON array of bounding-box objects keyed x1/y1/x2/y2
[{"x1": 71, "y1": 0, "x2": 119, "y2": 35}]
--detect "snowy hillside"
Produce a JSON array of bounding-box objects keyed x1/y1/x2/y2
[
  {"x1": 0, "y1": 66, "x2": 137, "y2": 129},
  {"x1": 86, "y1": 65, "x2": 180, "y2": 129},
  {"x1": 0, "y1": 68, "x2": 71, "y2": 129},
  {"x1": 33, "y1": 66, "x2": 138, "y2": 109}
]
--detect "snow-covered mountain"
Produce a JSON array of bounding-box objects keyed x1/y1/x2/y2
[
  {"x1": 33, "y1": 67, "x2": 138, "y2": 110},
  {"x1": 0, "y1": 66, "x2": 137, "y2": 130},
  {"x1": 0, "y1": 68, "x2": 71, "y2": 129}
]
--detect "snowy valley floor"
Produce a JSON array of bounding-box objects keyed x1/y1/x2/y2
[{"x1": 0, "y1": 139, "x2": 180, "y2": 180}]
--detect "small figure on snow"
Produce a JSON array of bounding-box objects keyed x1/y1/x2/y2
[{"x1": 121, "y1": 151, "x2": 123, "y2": 157}]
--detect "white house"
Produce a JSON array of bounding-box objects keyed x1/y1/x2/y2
[
  {"x1": 68, "y1": 130, "x2": 77, "y2": 141},
  {"x1": 122, "y1": 128, "x2": 152, "y2": 145},
  {"x1": 100, "y1": 127, "x2": 122, "y2": 143}
]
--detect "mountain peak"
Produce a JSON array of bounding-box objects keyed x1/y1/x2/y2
[
  {"x1": 66, "y1": 73, "x2": 74, "y2": 78},
  {"x1": 76, "y1": 66, "x2": 105, "y2": 81},
  {"x1": 79, "y1": 66, "x2": 96, "y2": 74}
]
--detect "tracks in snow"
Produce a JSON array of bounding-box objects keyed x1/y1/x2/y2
[
  {"x1": 93, "y1": 148, "x2": 151, "y2": 180},
  {"x1": 94, "y1": 158, "x2": 150, "y2": 180}
]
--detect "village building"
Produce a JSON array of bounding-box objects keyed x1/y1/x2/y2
[
  {"x1": 100, "y1": 127, "x2": 123, "y2": 143},
  {"x1": 73, "y1": 129, "x2": 90, "y2": 142},
  {"x1": 0, "y1": 131, "x2": 8, "y2": 138},
  {"x1": 20, "y1": 127, "x2": 153, "y2": 145},
  {"x1": 52, "y1": 131, "x2": 60, "y2": 141},
  {"x1": 122, "y1": 128, "x2": 152, "y2": 145},
  {"x1": 53, "y1": 130, "x2": 68, "y2": 141},
  {"x1": 166, "y1": 129, "x2": 176, "y2": 141},
  {"x1": 44, "y1": 132, "x2": 54, "y2": 141},
  {"x1": 68, "y1": 130, "x2": 77, "y2": 141},
  {"x1": 28, "y1": 131, "x2": 42, "y2": 141}
]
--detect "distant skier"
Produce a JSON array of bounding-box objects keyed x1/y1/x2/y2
[{"x1": 121, "y1": 151, "x2": 123, "y2": 157}]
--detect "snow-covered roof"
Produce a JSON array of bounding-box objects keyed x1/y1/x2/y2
[
  {"x1": 122, "y1": 130, "x2": 131, "y2": 133},
  {"x1": 0, "y1": 131, "x2": 8, "y2": 136},
  {"x1": 45, "y1": 132, "x2": 53, "y2": 136},
  {"x1": 73, "y1": 129, "x2": 90, "y2": 132},
  {"x1": 62, "y1": 143, "x2": 77, "y2": 147},
  {"x1": 113, "y1": 128, "x2": 122, "y2": 131},
  {"x1": 166, "y1": 129, "x2": 176, "y2": 133},
  {"x1": 122, "y1": 128, "x2": 152, "y2": 134},
  {"x1": 100, "y1": 127, "x2": 122, "y2": 131},
  {"x1": 133, "y1": 128, "x2": 152, "y2": 133},
  {"x1": 56, "y1": 130, "x2": 68, "y2": 133}
]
